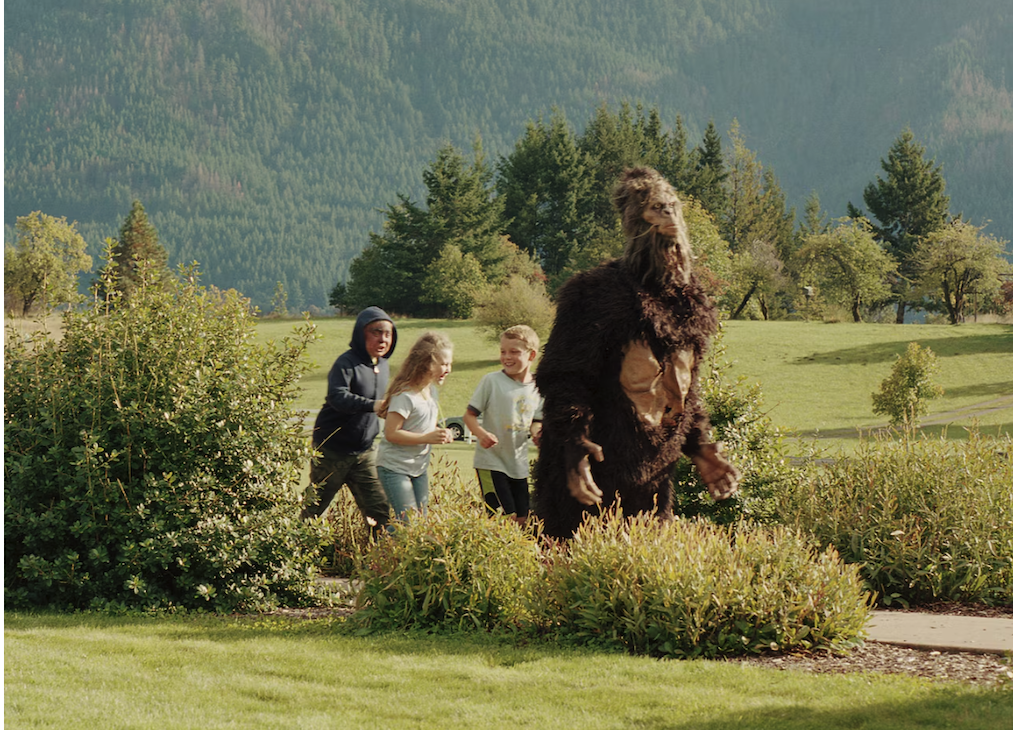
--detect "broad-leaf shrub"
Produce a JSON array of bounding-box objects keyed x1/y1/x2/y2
[
  {"x1": 4, "y1": 263, "x2": 328, "y2": 611},
  {"x1": 535, "y1": 511, "x2": 870, "y2": 658},
  {"x1": 774, "y1": 432, "x2": 1013, "y2": 606}
]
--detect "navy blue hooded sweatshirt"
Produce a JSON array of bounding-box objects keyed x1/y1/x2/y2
[{"x1": 312, "y1": 306, "x2": 397, "y2": 453}]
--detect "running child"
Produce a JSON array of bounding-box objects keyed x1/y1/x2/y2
[
  {"x1": 376, "y1": 331, "x2": 454, "y2": 524},
  {"x1": 463, "y1": 325, "x2": 543, "y2": 525}
]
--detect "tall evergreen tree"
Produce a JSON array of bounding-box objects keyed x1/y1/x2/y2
[
  {"x1": 345, "y1": 143, "x2": 506, "y2": 316},
  {"x1": 721, "y1": 121, "x2": 765, "y2": 253},
  {"x1": 658, "y1": 114, "x2": 694, "y2": 195},
  {"x1": 687, "y1": 119, "x2": 728, "y2": 218},
  {"x1": 798, "y1": 191, "x2": 830, "y2": 240},
  {"x1": 422, "y1": 141, "x2": 506, "y2": 279},
  {"x1": 106, "y1": 200, "x2": 169, "y2": 302},
  {"x1": 498, "y1": 112, "x2": 595, "y2": 279},
  {"x1": 858, "y1": 129, "x2": 950, "y2": 323},
  {"x1": 578, "y1": 102, "x2": 669, "y2": 229}
]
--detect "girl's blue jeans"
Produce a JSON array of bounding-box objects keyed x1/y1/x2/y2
[{"x1": 377, "y1": 465, "x2": 429, "y2": 525}]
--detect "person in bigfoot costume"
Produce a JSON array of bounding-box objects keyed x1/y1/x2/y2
[{"x1": 533, "y1": 167, "x2": 740, "y2": 538}]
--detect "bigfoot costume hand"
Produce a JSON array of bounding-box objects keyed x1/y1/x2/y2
[
  {"x1": 533, "y1": 167, "x2": 739, "y2": 538},
  {"x1": 690, "y1": 442, "x2": 740, "y2": 501},
  {"x1": 567, "y1": 437, "x2": 605, "y2": 506}
]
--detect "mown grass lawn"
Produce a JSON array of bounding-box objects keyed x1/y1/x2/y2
[
  {"x1": 5, "y1": 612, "x2": 1011, "y2": 730},
  {"x1": 257, "y1": 316, "x2": 1013, "y2": 454},
  {"x1": 717, "y1": 320, "x2": 1013, "y2": 437}
]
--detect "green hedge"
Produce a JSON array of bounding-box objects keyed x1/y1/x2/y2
[
  {"x1": 775, "y1": 432, "x2": 1013, "y2": 607},
  {"x1": 535, "y1": 513, "x2": 869, "y2": 658},
  {"x1": 352, "y1": 499, "x2": 870, "y2": 657}
]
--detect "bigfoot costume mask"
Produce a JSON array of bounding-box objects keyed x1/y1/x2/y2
[{"x1": 533, "y1": 167, "x2": 739, "y2": 538}]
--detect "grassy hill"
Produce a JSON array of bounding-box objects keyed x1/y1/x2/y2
[
  {"x1": 257, "y1": 317, "x2": 1013, "y2": 445},
  {"x1": 6, "y1": 0, "x2": 1012, "y2": 309}
]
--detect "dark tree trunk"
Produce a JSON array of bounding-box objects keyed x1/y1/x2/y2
[{"x1": 732, "y1": 282, "x2": 758, "y2": 319}]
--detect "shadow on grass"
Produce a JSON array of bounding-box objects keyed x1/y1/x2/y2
[
  {"x1": 939, "y1": 381, "x2": 1013, "y2": 400},
  {"x1": 798, "y1": 422, "x2": 1013, "y2": 442},
  {"x1": 392, "y1": 318, "x2": 483, "y2": 331},
  {"x1": 673, "y1": 689, "x2": 1013, "y2": 730},
  {"x1": 915, "y1": 422, "x2": 1013, "y2": 439},
  {"x1": 791, "y1": 330, "x2": 1013, "y2": 367}
]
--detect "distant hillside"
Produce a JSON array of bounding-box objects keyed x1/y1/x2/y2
[{"x1": 5, "y1": 0, "x2": 1012, "y2": 308}]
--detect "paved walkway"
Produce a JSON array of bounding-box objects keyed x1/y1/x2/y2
[{"x1": 867, "y1": 611, "x2": 1013, "y2": 655}]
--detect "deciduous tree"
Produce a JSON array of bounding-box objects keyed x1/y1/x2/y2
[
  {"x1": 913, "y1": 219, "x2": 1011, "y2": 324},
  {"x1": 871, "y1": 342, "x2": 944, "y2": 427},
  {"x1": 4, "y1": 211, "x2": 92, "y2": 316},
  {"x1": 794, "y1": 218, "x2": 896, "y2": 322},
  {"x1": 419, "y1": 244, "x2": 487, "y2": 319},
  {"x1": 729, "y1": 240, "x2": 787, "y2": 320}
]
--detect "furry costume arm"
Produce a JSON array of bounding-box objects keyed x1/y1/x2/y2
[{"x1": 535, "y1": 267, "x2": 633, "y2": 503}]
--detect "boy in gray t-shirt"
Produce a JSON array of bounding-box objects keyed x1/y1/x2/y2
[{"x1": 464, "y1": 325, "x2": 543, "y2": 525}]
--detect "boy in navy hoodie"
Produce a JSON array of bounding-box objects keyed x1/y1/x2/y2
[{"x1": 302, "y1": 306, "x2": 396, "y2": 536}]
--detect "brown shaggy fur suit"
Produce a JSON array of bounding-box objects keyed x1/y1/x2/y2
[{"x1": 533, "y1": 260, "x2": 718, "y2": 538}]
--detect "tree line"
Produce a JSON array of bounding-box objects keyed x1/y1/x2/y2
[
  {"x1": 6, "y1": 0, "x2": 1011, "y2": 310},
  {"x1": 336, "y1": 105, "x2": 1012, "y2": 326}
]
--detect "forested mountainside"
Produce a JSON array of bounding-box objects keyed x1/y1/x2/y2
[{"x1": 6, "y1": 0, "x2": 1012, "y2": 309}]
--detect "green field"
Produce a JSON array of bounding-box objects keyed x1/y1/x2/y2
[
  {"x1": 257, "y1": 317, "x2": 1013, "y2": 445},
  {"x1": 6, "y1": 613, "x2": 1011, "y2": 730}
]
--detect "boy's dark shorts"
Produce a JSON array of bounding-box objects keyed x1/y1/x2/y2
[{"x1": 476, "y1": 468, "x2": 530, "y2": 518}]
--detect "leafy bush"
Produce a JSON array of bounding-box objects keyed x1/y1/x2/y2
[
  {"x1": 349, "y1": 459, "x2": 870, "y2": 656},
  {"x1": 474, "y1": 274, "x2": 555, "y2": 344},
  {"x1": 4, "y1": 261, "x2": 328, "y2": 611},
  {"x1": 871, "y1": 342, "x2": 944, "y2": 427},
  {"x1": 351, "y1": 464, "x2": 542, "y2": 632},
  {"x1": 773, "y1": 431, "x2": 1013, "y2": 606},
  {"x1": 535, "y1": 511, "x2": 870, "y2": 658},
  {"x1": 671, "y1": 330, "x2": 801, "y2": 524}
]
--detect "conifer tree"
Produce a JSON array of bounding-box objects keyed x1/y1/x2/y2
[
  {"x1": 688, "y1": 119, "x2": 728, "y2": 218},
  {"x1": 578, "y1": 102, "x2": 669, "y2": 228},
  {"x1": 798, "y1": 191, "x2": 830, "y2": 240},
  {"x1": 106, "y1": 200, "x2": 170, "y2": 302},
  {"x1": 345, "y1": 143, "x2": 506, "y2": 316},
  {"x1": 721, "y1": 122, "x2": 794, "y2": 317},
  {"x1": 858, "y1": 129, "x2": 950, "y2": 323},
  {"x1": 498, "y1": 112, "x2": 595, "y2": 279},
  {"x1": 721, "y1": 121, "x2": 765, "y2": 253},
  {"x1": 659, "y1": 114, "x2": 694, "y2": 195}
]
